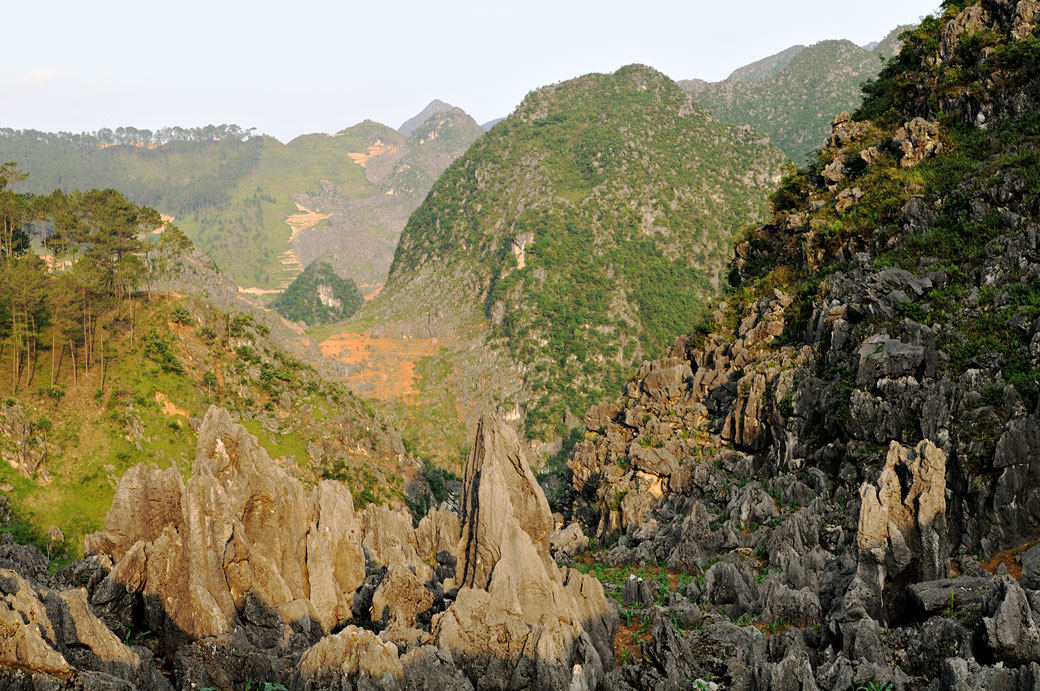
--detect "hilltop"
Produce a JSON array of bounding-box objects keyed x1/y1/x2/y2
[
  {"x1": 681, "y1": 27, "x2": 909, "y2": 162},
  {"x1": 325, "y1": 64, "x2": 786, "y2": 462}
]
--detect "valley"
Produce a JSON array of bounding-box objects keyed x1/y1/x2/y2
[{"x1": 3, "y1": 2, "x2": 1040, "y2": 689}]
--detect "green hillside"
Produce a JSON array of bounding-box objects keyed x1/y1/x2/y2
[
  {"x1": 358, "y1": 64, "x2": 787, "y2": 446},
  {"x1": 0, "y1": 112, "x2": 483, "y2": 291},
  {"x1": 272, "y1": 261, "x2": 362, "y2": 325},
  {"x1": 0, "y1": 180, "x2": 413, "y2": 563},
  {"x1": 680, "y1": 28, "x2": 909, "y2": 162}
]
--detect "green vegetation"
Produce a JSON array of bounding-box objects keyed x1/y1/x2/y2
[
  {"x1": 682, "y1": 30, "x2": 907, "y2": 162},
  {"x1": 0, "y1": 166, "x2": 412, "y2": 559},
  {"x1": 722, "y1": 6, "x2": 1040, "y2": 476},
  {"x1": 0, "y1": 113, "x2": 484, "y2": 290},
  {"x1": 381, "y1": 64, "x2": 786, "y2": 440},
  {"x1": 272, "y1": 261, "x2": 362, "y2": 325}
]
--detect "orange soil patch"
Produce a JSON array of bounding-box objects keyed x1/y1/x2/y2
[
  {"x1": 358, "y1": 283, "x2": 384, "y2": 301},
  {"x1": 614, "y1": 621, "x2": 648, "y2": 663},
  {"x1": 152, "y1": 213, "x2": 177, "y2": 235},
  {"x1": 347, "y1": 144, "x2": 398, "y2": 168},
  {"x1": 318, "y1": 332, "x2": 439, "y2": 401},
  {"x1": 285, "y1": 203, "x2": 333, "y2": 241},
  {"x1": 980, "y1": 540, "x2": 1040, "y2": 581},
  {"x1": 154, "y1": 392, "x2": 190, "y2": 417}
]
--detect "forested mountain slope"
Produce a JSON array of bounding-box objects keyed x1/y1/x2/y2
[
  {"x1": 336, "y1": 64, "x2": 786, "y2": 460},
  {"x1": 0, "y1": 108, "x2": 483, "y2": 291}
]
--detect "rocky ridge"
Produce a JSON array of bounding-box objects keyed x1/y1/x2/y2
[
  {"x1": 561, "y1": 1, "x2": 1040, "y2": 688},
  {"x1": 680, "y1": 27, "x2": 909, "y2": 162}
]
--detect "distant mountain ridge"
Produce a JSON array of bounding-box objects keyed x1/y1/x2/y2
[
  {"x1": 680, "y1": 26, "x2": 911, "y2": 162},
  {"x1": 725, "y1": 44, "x2": 806, "y2": 82},
  {"x1": 398, "y1": 99, "x2": 455, "y2": 135},
  {"x1": 1, "y1": 106, "x2": 483, "y2": 291}
]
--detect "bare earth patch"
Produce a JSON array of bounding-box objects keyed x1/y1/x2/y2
[
  {"x1": 319, "y1": 332, "x2": 440, "y2": 401},
  {"x1": 154, "y1": 392, "x2": 190, "y2": 418},
  {"x1": 347, "y1": 144, "x2": 399, "y2": 168}
]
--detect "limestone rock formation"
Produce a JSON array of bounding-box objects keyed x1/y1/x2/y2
[
  {"x1": 2, "y1": 407, "x2": 627, "y2": 690},
  {"x1": 435, "y1": 414, "x2": 617, "y2": 690},
  {"x1": 86, "y1": 407, "x2": 367, "y2": 650},
  {"x1": 892, "y1": 118, "x2": 942, "y2": 169},
  {"x1": 559, "y1": 4, "x2": 1040, "y2": 688},
  {"x1": 0, "y1": 566, "x2": 172, "y2": 690},
  {"x1": 850, "y1": 440, "x2": 948, "y2": 622}
]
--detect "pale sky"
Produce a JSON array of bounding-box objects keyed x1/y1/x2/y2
[{"x1": 2, "y1": 0, "x2": 941, "y2": 142}]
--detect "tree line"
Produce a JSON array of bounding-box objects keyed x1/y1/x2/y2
[
  {"x1": 0, "y1": 124, "x2": 258, "y2": 150},
  {"x1": 0, "y1": 162, "x2": 193, "y2": 394}
]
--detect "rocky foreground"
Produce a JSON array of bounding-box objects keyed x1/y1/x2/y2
[{"x1": 0, "y1": 407, "x2": 615, "y2": 690}]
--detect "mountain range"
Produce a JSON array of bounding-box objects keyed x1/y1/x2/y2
[
  {"x1": 4, "y1": 2, "x2": 1040, "y2": 689},
  {"x1": 329, "y1": 64, "x2": 786, "y2": 461},
  {"x1": 0, "y1": 104, "x2": 483, "y2": 293}
]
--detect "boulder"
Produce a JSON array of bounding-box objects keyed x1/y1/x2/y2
[
  {"x1": 983, "y1": 579, "x2": 1040, "y2": 665},
  {"x1": 370, "y1": 563, "x2": 434, "y2": 630},
  {"x1": 893, "y1": 118, "x2": 942, "y2": 169},
  {"x1": 551, "y1": 523, "x2": 590, "y2": 560}
]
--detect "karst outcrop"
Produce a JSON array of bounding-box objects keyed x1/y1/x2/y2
[{"x1": 1, "y1": 408, "x2": 613, "y2": 690}]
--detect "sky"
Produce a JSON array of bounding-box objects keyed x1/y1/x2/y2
[{"x1": 2, "y1": 0, "x2": 942, "y2": 143}]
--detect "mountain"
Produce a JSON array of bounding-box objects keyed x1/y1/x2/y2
[
  {"x1": 680, "y1": 27, "x2": 909, "y2": 162},
  {"x1": 322, "y1": 64, "x2": 786, "y2": 462},
  {"x1": 481, "y1": 117, "x2": 506, "y2": 131},
  {"x1": 564, "y1": 1, "x2": 1040, "y2": 685},
  {"x1": 398, "y1": 99, "x2": 455, "y2": 135},
  {"x1": 289, "y1": 108, "x2": 485, "y2": 294},
  {"x1": 0, "y1": 110, "x2": 484, "y2": 292},
  {"x1": 725, "y1": 44, "x2": 806, "y2": 82}
]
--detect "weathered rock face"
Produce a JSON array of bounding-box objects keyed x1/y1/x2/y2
[
  {"x1": 86, "y1": 406, "x2": 368, "y2": 650},
  {"x1": 0, "y1": 566, "x2": 172, "y2": 690},
  {"x1": 76, "y1": 405, "x2": 467, "y2": 690},
  {"x1": 1, "y1": 406, "x2": 622, "y2": 690},
  {"x1": 435, "y1": 414, "x2": 617, "y2": 690},
  {"x1": 892, "y1": 118, "x2": 942, "y2": 169},
  {"x1": 850, "y1": 440, "x2": 948, "y2": 623}
]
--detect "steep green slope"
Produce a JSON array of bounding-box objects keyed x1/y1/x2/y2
[
  {"x1": 0, "y1": 111, "x2": 484, "y2": 291},
  {"x1": 353, "y1": 64, "x2": 786, "y2": 448},
  {"x1": 680, "y1": 28, "x2": 909, "y2": 162}
]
